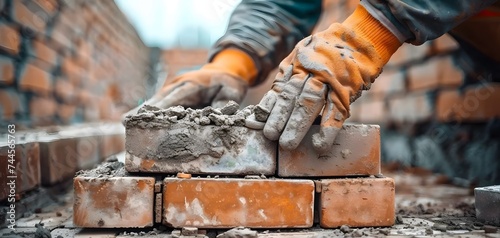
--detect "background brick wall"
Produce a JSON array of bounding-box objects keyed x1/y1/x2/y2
[{"x1": 0, "y1": 0, "x2": 151, "y2": 128}]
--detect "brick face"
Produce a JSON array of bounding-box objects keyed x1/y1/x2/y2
[
  {"x1": 370, "y1": 69, "x2": 405, "y2": 97},
  {"x1": 0, "y1": 0, "x2": 149, "y2": 127},
  {"x1": 74, "y1": 176, "x2": 155, "y2": 228},
  {"x1": 0, "y1": 89, "x2": 20, "y2": 120},
  {"x1": 162, "y1": 178, "x2": 315, "y2": 228},
  {"x1": 320, "y1": 177, "x2": 395, "y2": 228},
  {"x1": 39, "y1": 136, "x2": 78, "y2": 185},
  {"x1": 0, "y1": 56, "x2": 15, "y2": 85},
  {"x1": 389, "y1": 93, "x2": 433, "y2": 123},
  {"x1": 0, "y1": 25, "x2": 21, "y2": 55},
  {"x1": 278, "y1": 125, "x2": 381, "y2": 177},
  {"x1": 19, "y1": 64, "x2": 52, "y2": 95},
  {"x1": 0, "y1": 142, "x2": 41, "y2": 201},
  {"x1": 32, "y1": 40, "x2": 57, "y2": 66},
  {"x1": 12, "y1": 0, "x2": 47, "y2": 33}
]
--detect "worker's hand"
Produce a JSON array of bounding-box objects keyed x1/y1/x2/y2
[
  {"x1": 124, "y1": 48, "x2": 257, "y2": 118},
  {"x1": 255, "y1": 5, "x2": 401, "y2": 152},
  {"x1": 143, "y1": 68, "x2": 248, "y2": 109}
]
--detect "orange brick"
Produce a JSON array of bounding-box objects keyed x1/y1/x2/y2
[
  {"x1": 32, "y1": 40, "x2": 57, "y2": 66},
  {"x1": 278, "y1": 125, "x2": 380, "y2": 177},
  {"x1": 320, "y1": 177, "x2": 395, "y2": 228},
  {"x1": 0, "y1": 89, "x2": 20, "y2": 120},
  {"x1": 437, "y1": 84, "x2": 500, "y2": 122},
  {"x1": 388, "y1": 93, "x2": 433, "y2": 123},
  {"x1": 0, "y1": 142, "x2": 41, "y2": 201},
  {"x1": 0, "y1": 56, "x2": 15, "y2": 85},
  {"x1": 30, "y1": 96, "x2": 57, "y2": 126},
  {"x1": 387, "y1": 43, "x2": 430, "y2": 66},
  {"x1": 408, "y1": 60, "x2": 440, "y2": 91},
  {"x1": 12, "y1": 1, "x2": 47, "y2": 33},
  {"x1": 55, "y1": 79, "x2": 76, "y2": 103},
  {"x1": 0, "y1": 25, "x2": 21, "y2": 55},
  {"x1": 39, "y1": 136, "x2": 78, "y2": 185},
  {"x1": 20, "y1": 64, "x2": 52, "y2": 95},
  {"x1": 370, "y1": 69, "x2": 405, "y2": 96},
  {"x1": 432, "y1": 34, "x2": 458, "y2": 53},
  {"x1": 57, "y1": 104, "x2": 76, "y2": 123},
  {"x1": 162, "y1": 178, "x2": 314, "y2": 228},
  {"x1": 74, "y1": 175, "x2": 155, "y2": 228}
]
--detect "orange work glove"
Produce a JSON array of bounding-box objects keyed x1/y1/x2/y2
[
  {"x1": 255, "y1": 5, "x2": 402, "y2": 152},
  {"x1": 143, "y1": 48, "x2": 257, "y2": 110}
]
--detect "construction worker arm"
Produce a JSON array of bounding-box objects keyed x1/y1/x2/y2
[
  {"x1": 361, "y1": 0, "x2": 497, "y2": 45},
  {"x1": 209, "y1": 0, "x2": 323, "y2": 86}
]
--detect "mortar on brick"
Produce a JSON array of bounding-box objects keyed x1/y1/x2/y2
[
  {"x1": 124, "y1": 102, "x2": 276, "y2": 175},
  {"x1": 73, "y1": 161, "x2": 154, "y2": 228}
]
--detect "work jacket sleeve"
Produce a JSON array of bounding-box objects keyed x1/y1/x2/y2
[
  {"x1": 361, "y1": 0, "x2": 498, "y2": 45},
  {"x1": 209, "y1": 0, "x2": 323, "y2": 86}
]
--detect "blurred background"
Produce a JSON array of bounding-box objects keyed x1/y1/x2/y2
[{"x1": 0, "y1": 0, "x2": 499, "y2": 185}]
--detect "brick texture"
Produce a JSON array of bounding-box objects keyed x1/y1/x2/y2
[
  {"x1": 19, "y1": 64, "x2": 52, "y2": 95},
  {"x1": 162, "y1": 178, "x2": 314, "y2": 228},
  {"x1": 0, "y1": 142, "x2": 41, "y2": 201},
  {"x1": 0, "y1": 0, "x2": 149, "y2": 127},
  {"x1": 0, "y1": 89, "x2": 21, "y2": 120},
  {"x1": 39, "y1": 136, "x2": 78, "y2": 186},
  {"x1": 0, "y1": 56, "x2": 15, "y2": 85},
  {"x1": 320, "y1": 177, "x2": 395, "y2": 228},
  {"x1": 475, "y1": 186, "x2": 500, "y2": 226},
  {"x1": 74, "y1": 176, "x2": 155, "y2": 228},
  {"x1": 278, "y1": 125, "x2": 380, "y2": 177},
  {"x1": 437, "y1": 84, "x2": 500, "y2": 122},
  {"x1": 126, "y1": 126, "x2": 276, "y2": 175},
  {"x1": 389, "y1": 93, "x2": 433, "y2": 123}
]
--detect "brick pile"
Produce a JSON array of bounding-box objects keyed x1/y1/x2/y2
[
  {"x1": 74, "y1": 109, "x2": 395, "y2": 229},
  {"x1": 0, "y1": 0, "x2": 150, "y2": 128},
  {"x1": 0, "y1": 122, "x2": 125, "y2": 226}
]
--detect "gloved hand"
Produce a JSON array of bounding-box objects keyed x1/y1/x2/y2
[
  {"x1": 126, "y1": 48, "x2": 257, "y2": 116},
  {"x1": 255, "y1": 5, "x2": 402, "y2": 152}
]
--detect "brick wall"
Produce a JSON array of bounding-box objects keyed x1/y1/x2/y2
[{"x1": 0, "y1": 0, "x2": 151, "y2": 128}]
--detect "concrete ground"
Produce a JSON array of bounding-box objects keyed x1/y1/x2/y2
[{"x1": 1, "y1": 169, "x2": 499, "y2": 238}]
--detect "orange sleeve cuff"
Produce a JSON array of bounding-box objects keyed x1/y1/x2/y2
[
  {"x1": 203, "y1": 48, "x2": 258, "y2": 85},
  {"x1": 343, "y1": 4, "x2": 402, "y2": 63}
]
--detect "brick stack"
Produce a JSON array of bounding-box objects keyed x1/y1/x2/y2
[
  {"x1": 74, "y1": 124, "x2": 395, "y2": 229},
  {"x1": 0, "y1": 0, "x2": 150, "y2": 128},
  {"x1": 0, "y1": 122, "x2": 125, "y2": 226}
]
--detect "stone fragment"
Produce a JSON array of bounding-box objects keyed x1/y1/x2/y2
[{"x1": 475, "y1": 185, "x2": 500, "y2": 225}]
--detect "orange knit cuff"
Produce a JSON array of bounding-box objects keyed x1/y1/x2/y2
[
  {"x1": 203, "y1": 48, "x2": 258, "y2": 85},
  {"x1": 343, "y1": 4, "x2": 401, "y2": 63}
]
